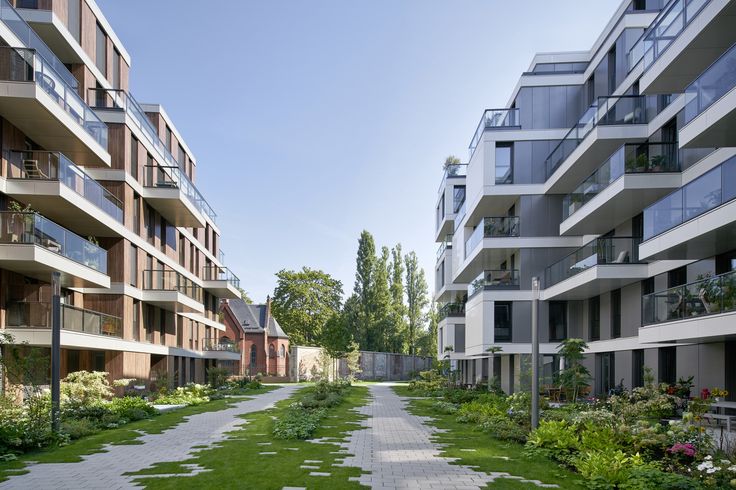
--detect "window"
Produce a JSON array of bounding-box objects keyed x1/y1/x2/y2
[
  {"x1": 596, "y1": 352, "x2": 615, "y2": 395},
  {"x1": 658, "y1": 346, "x2": 676, "y2": 384},
  {"x1": 178, "y1": 144, "x2": 186, "y2": 169},
  {"x1": 112, "y1": 48, "x2": 120, "y2": 89},
  {"x1": 95, "y1": 22, "x2": 107, "y2": 75},
  {"x1": 132, "y1": 300, "x2": 140, "y2": 342},
  {"x1": 130, "y1": 136, "x2": 138, "y2": 181},
  {"x1": 205, "y1": 224, "x2": 210, "y2": 249},
  {"x1": 160, "y1": 217, "x2": 167, "y2": 252},
  {"x1": 279, "y1": 345, "x2": 285, "y2": 358},
  {"x1": 632, "y1": 349, "x2": 644, "y2": 388},
  {"x1": 133, "y1": 193, "x2": 140, "y2": 235},
  {"x1": 454, "y1": 324, "x2": 465, "y2": 352},
  {"x1": 495, "y1": 143, "x2": 513, "y2": 184},
  {"x1": 166, "y1": 126, "x2": 172, "y2": 151},
  {"x1": 159, "y1": 311, "x2": 166, "y2": 345},
  {"x1": 67, "y1": 0, "x2": 80, "y2": 42},
  {"x1": 129, "y1": 244, "x2": 137, "y2": 286},
  {"x1": 17, "y1": 0, "x2": 38, "y2": 8},
  {"x1": 146, "y1": 153, "x2": 153, "y2": 185},
  {"x1": 144, "y1": 305, "x2": 154, "y2": 343},
  {"x1": 250, "y1": 345, "x2": 257, "y2": 371},
  {"x1": 67, "y1": 350, "x2": 80, "y2": 372},
  {"x1": 494, "y1": 302, "x2": 512, "y2": 342},
  {"x1": 549, "y1": 301, "x2": 567, "y2": 341},
  {"x1": 269, "y1": 344, "x2": 276, "y2": 359},
  {"x1": 589, "y1": 296, "x2": 600, "y2": 341},
  {"x1": 94, "y1": 351, "x2": 105, "y2": 372},
  {"x1": 179, "y1": 236, "x2": 186, "y2": 266},
  {"x1": 611, "y1": 289, "x2": 621, "y2": 338},
  {"x1": 452, "y1": 186, "x2": 466, "y2": 214}
]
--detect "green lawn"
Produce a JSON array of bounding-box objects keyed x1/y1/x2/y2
[
  {"x1": 130, "y1": 385, "x2": 370, "y2": 489},
  {"x1": 0, "y1": 385, "x2": 278, "y2": 483},
  {"x1": 393, "y1": 387, "x2": 586, "y2": 489}
]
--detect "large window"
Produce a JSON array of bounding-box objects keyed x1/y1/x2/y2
[
  {"x1": 632, "y1": 349, "x2": 644, "y2": 388},
  {"x1": 166, "y1": 126, "x2": 172, "y2": 151},
  {"x1": 659, "y1": 347, "x2": 676, "y2": 384},
  {"x1": 132, "y1": 300, "x2": 140, "y2": 342},
  {"x1": 453, "y1": 186, "x2": 466, "y2": 214},
  {"x1": 250, "y1": 345, "x2": 257, "y2": 371},
  {"x1": 494, "y1": 302, "x2": 512, "y2": 342},
  {"x1": 549, "y1": 301, "x2": 567, "y2": 341},
  {"x1": 112, "y1": 48, "x2": 120, "y2": 89},
  {"x1": 597, "y1": 352, "x2": 615, "y2": 395},
  {"x1": 130, "y1": 136, "x2": 138, "y2": 181},
  {"x1": 95, "y1": 23, "x2": 107, "y2": 76},
  {"x1": 589, "y1": 296, "x2": 600, "y2": 341},
  {"x1": 611, "y1": 289, "x2": 621, "y2": 338},
  {"x1": 67, "y1": 0, "x2": 80, "y2": 42},
  {"x1": 129, "y1": 244, "x2": 137, "y2": 287},
  {"x1": 133, "y1": 193, "x2": 140, "y2": 235},
  {"x1": 495, "y1": 144, "x2": 513, "y2": 184}
]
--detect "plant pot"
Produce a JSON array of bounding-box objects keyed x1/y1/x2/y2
[{"x1": 715, "y1": 397, "x2": 723, "y2": 403}]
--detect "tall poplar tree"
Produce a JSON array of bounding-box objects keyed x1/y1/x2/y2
[
  {"x1": 353, "y1": 230, "x2": 376, "y2": 348},
  {"x1": 404, "y1": 251, "x2": 429, "y2": 357},
  {"x1": 389, "y1": 244, "x2": 408, "y2": 353},
  {"x1": 370, "y1": 246, "x2": 393, "y2": 352}
]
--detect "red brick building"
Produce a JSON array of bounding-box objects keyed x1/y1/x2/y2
[{"x1": 220, "y1": 298, "x2": 289, "y2": 377}]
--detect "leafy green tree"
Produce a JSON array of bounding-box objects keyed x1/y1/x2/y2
[
  {"x1": 236, "y1": 287, "x2": 253, "y2": 303},
  {"x1": 321, "y1": 312, "x2": 352, "y2": 378},
  {"x1": 557, "y1": 338, "x2": 591, "y2": 401},
  {"x1": 353, "y1": 230, "x2": 376, "y2": 348},
  {"x1": 388, "y1": 244, "x2": 408, "y2": 353},
  {"x1": 404, "y1": 251, "x2": 429, "y2": 357},
  {"x1": 370, "y1": 246, "x2": 393, "y2": 352},
  {"x1": 416, "y1": 302, "x2": 438, "y2": 358},
  {"x1": 271, "y1": 267, "x2": 343, "y2": 345}
]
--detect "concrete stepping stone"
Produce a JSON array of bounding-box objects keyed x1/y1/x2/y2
[
  {"x1": 309, "y1": 472, "x2": 331, "y2": 477},
  {"x1": 303, "y1": 460, "x2": 322, "y2": 463},
  {"x1": 259, "y1": 451, "x2": 277, "y2": 455},
  {"x1": 300, "y1": 465, "x2": 320, "y2": 469}
]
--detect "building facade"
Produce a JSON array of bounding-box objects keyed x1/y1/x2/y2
[
  {"x1": 435, "y1": 0, "x2": 736, "y2": 399},
  {"x1": 0, "y1": 0, "x2": 242, "y2": 388},
  {"x1": 221, "y1": 298, "x2": 290, "y2": 377}
]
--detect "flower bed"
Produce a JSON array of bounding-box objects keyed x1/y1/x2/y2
[{"x1": 273, "y1": 379, "x2": 351, "y2": 440}]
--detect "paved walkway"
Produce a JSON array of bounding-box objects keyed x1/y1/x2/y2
[
  {"x1": 339, "y1": 383, "x2": 557, "y2": 489},
  {"x1": 0, "y1": 385, "x2": 300, "y2": 490}
]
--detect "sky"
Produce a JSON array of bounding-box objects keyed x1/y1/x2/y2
[{"x1": 97, "y1": 0, "x2": 621, "y2": 303}]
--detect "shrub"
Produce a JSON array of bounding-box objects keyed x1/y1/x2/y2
[
  {"x1": 525, "y1": 420, "x2": 580, "y2": 464},
  {"x1": 108, "y1": 396, "x2": 157, "y2": 421},
  {"x1": 479, "y1": 415, "x2": 528, "y2": 442},
  {"x1": 207, "y1": 367, "x2": 230, "y2": 389},
  {"x1": 273, "y1": 403, "x2": 325, "y2": 439},
  {"x1": 61, "y1": 371, "x2": 113, "y2": 409},
  {"x1": 154, "y1": 383, "x2": 213, "y2": 406},
  {"x1": 620, "y1": 467, "x2": 702, "y2": 489},
  {"x1": 572, "y1": 449, "x2": 646, "y2": 489},
  {"x1": 0, "y1": 393, "x2": 56, "y2": 455},
  {"x1": 432, "y1": 400, "x2": 458, "y2": 414},
  {"x1": 60, "y1": 418, "x2": 100, "y2": 440}
]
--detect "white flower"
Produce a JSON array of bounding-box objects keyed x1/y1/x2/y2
[
  {"x1": 728, "y1": 464, "x2": 736, "y2": 472},
  {"x1": 705, "y1": 455, "x2": 713, "y2": 461}
]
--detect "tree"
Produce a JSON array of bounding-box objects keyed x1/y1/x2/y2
[
  {"x1": 388, "y1": 244, "x2": 408, "y2": 353},
  {"x1": 345, "y1": 341, "x2": 362, "y2": 380},
  {"x1": 369, "y1": 246, "x2": 393, "y2": 352},
  {"x1": 321, "y1": 313, "x2": 351, "y2": 377},
  {"x1": 271, "y1": 267, "x2": 343, "y2": 346},
  {"x1": 416, "y1": 302, "x2": 438, "y2": 358},
  {"x1": 557, "y1": 338, "x2": 591, "y2": 401},
  {"x1": 236, "y1": 287, "x2": 253, "y2": 303},
  {"x1": 353, "y1": 230, "x2": 376, "y2": 349},
  {"x1": 404, "y1": 251, "x2": 429, "y2": 358}
]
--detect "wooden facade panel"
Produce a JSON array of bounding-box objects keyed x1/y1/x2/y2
[
  {"x1": 107, "y1": 123, "x2": 126, "y2": 170},
  {"x1": 80, "y1": 0, "x2": 95, "y2": 62}
]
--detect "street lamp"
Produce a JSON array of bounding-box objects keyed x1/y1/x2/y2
[
  {"x1": 531, "y1": 276, "x2": 540, "y2": 430},
  {"x1": 51, "y1": 271, "x2": 61, "y2": 433}
]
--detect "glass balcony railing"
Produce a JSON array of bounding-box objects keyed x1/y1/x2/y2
[
  {"x1": 639, "y1": 0, "x2": 711, "y2": 71},
  {"x1": 684, "y1": 41, "x2": 736, "y2": 124},
  {"x1": 0, "y1": 211, "x2": 107, "y2": 272},
  {"x1": 464, "y1": 217, "x2": 520, "y2": 258},
  {"x1": 6, "y1": 301, "x2": 122, "y2": 338},
  {"x1": 437, "y1": 164, "x2": 467, "y2": 192},
  {"x1": 437, "y1": 234, "x2": 453, "y2": 260},
  {"x1": 142, "y1": 269, "x2": 203, "y2": 303},
  {"x1": 0, "y1": 47, "x2": 107, "y2": 149},
  {"x1": 453, "y1": 199, "x2": 467, "y2": 231},
  {"x1": 643, "y1": 269, "x2": 736, "y2": 325},
  {"x1": 545, "y1": 236, "x2": 642, "y2": 287},
  {"x1": 7, "y1": 150, "x2": 124, "y2": 223},
  {"x1": 562, "y1": 142, "x2": 680, "y2": 219},
  {"x1": 545, "y1": 95, "x2": 670, "y2": 178},
  {"x1": 0, "y1": 0, "x2": 77, "y2": 88},
  {"x1": 88, "y1": 88, "x2": 216, "y2": 222},
  {"x1": 468, "y1": 269, "x2": 520, "y2": 297},
  {"x1": 203, "y1": 265, "x2": 240, "y2": 288},
  {"x1": 468, "y1": 108, "x2": 520, "y2": 158},
  {"x1": 203, "y1": 339, "x2": 240, "y2": 352},
  {"x1": 438, "y1": 302, "x2": 465, "y2": 320},
  {"x1": 643, "y1": 155, "x2": 736, "y2": 240},
  {"x1": 143, "y1": 164, "x2": 211, "y2": 219}
]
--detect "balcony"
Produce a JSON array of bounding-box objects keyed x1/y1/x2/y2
[
  {"x1": 640, "y1": 154, "x2": 736, "y2": 260},
  {"x1": 468, "y1": 269, "x2": 520, "y2": 297},
  {"x1": 636, "y1": 0, "x2": 736, "y2": 94},
  {"x1": 437, "y1": 234, "x2": 452, "y2": 261},
  {"x1": 5, "y1": 150, "x2": 124, "y2": 234},
  {"x1": 640, "y1": 269, "x2": 736, "y2": 343},
  {"x1": 88, "y1": 88, "x2": 216, "y2": 224},
  {"x1": 438, "y1": 302, "x2": 465, "y2": 321},
  {"x1": 545, "y1": 95, "x2": 670, "y2": 193},
  {"x1": 468, "y1": 108, "x2": 520, "y2": 159},
  {"x1": 437, "y1": 164, "x2": 467, "y2": 193},
  {"x1": 142, "y1": 165, "x2": 208, "y2": 228},
  {"x1": 0, "y1": 46, "x2": 108, "y2": 165},
  {"x1": 543, "y1": 237, "x2": 647, "y2": 300},
  {"x1": 6, "y1": 301, "x2": 122, "y2": 338},
  {"x1": 203, "y1": 339, "x2": 240, "y2": 353},
  {"x1": 202, "y1": 265, "x2": 241, "y2": 299},
  {"x1": 680, "y1": 41, "x2": 736, "y2": 148},
  {"x1": 142, "y1": 269, "x2": 204, "y2": 313},
  {"x1": 464, "y1": 217, "x2": 520, "y2": 258},
  {"x1": 560, "y1": 143, "x2": 681, "y2": 235},
  {"x1": 0, "y1": 211, "x2": 108, "y2": 287}
]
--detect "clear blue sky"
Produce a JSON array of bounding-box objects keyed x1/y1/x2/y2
[{"x1": 97, "y1": 0, "x2": 621, "y2": 303}]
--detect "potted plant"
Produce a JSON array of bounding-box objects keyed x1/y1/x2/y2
[
  {"x1": 84, "y1": 235, "x2": 101, "y2": 270},
  {"x1": 625, "y1": 153, "x2": 648, "y2": 173},
  {"x1": 711, "y1": 387, "x2": 728, "y2": 402},
  {"x1": 648, "y1": 154, "x2": 667, "y2": 172},
  {"x1": 443, "y1": 155, "x2": 461, "y2": 176}
]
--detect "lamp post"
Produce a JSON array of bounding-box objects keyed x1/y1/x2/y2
[
  {"x1": 531, "y1": 276, "x2": 540, "y2": 430},
  {"x1": 50, "y1": 271, "x2": 61, "y2": 433}
]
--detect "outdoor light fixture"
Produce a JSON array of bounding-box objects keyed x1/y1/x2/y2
[{"x1": 531, "y1": 276, "x2": 540, "y2": 429}]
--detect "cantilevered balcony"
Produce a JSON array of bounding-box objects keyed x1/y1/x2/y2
[
  {"x1": 88, "y1": 88, "x2": 216, "y2": 225},
  {"x1": 544, "y1": 95, "x2": 670, "y2": 193},
  {"x1": 640, "y1": 269, "x2": 736, "y2": 343},
  {"x1": 201, "y1": 339, "x2": 241, "y2": 361},
  {"x1": 5, "y1": 150, "x2": 124, "y2": 235},
  {"x1": 0, "y1": 211, "x2": 109, "y2": 287},
  {"x1": 640, "y1": 154, "x2": 736, "y2": 260},
  {"x1": 464, "y1": 217, "x2": 520, "y2": 259},
  {"x1": 560, "y1": 143, "x2": 681, "y2": 235},
  {"x1": 6, "y1": 301, "x2": 122, "y2": 338},
  {"x1": 680, "y1": 41, "x2": 736, "y2": 148},
  {"x1": 437, "y1": 181, "x2": 465, "y2": 240},
  {"x1": 636, "y1": 0, "x2": 736, "y2": 94},
  {"x1": 0, "y1": 46, "x2": 108, "y2": 165},
  {"x1": 142, "y1": 269, "x2": 204, "y2": 313},
  {"x1": 202, "y1": 265, "x2": 241, "y2": 299},
  {"x1": 438, "y1": 302, "x2": 465, "y2": 321},
  {"x1": 543, "y1": 236, "x2": 647, "y2": 300},
  {"x1": 468, "y1": 269, "x2": 520, "y2": 297},
  {"x1": 468, "y1": 108, "x2": 520, "y2": 159}
]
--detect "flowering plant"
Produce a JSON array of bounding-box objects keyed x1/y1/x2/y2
[
  {"x1": 711, "y1": 387, "x2": 729, "y2": 398},
  {"x1": 701, "y1": 388, "x2": 711, "y2": 400},
  {"x1": 667, "y1": 442, "x2": 695, "y2": 458},
  {"x1": 694, "y1": 455, "x2": 736, "y2": 487}
]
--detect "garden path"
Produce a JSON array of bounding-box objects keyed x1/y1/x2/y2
[
  {"x1": 338, "y1": 383, "x2": 558, "y2": 489},
  {"x1": 0, "y1": 384, "x2": 300, "y2": 489}
]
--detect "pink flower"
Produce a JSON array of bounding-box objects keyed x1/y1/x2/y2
[{"x1": 668, "y1": 443, "x2": 696, "y2": 458}]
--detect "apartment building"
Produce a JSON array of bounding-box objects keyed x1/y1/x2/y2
[
  {"x1": 435, "y1": 0, "x2": 736, "y2": 399},
  {"x1": 0, "y1": 0, "x2": 242, "y2": 386}
]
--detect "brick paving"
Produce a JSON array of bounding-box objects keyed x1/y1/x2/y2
[
  {"x1": 339, "y1": 383, "x2": 558, "y2": 489},
  {"x1": 0, "y1": 385, "x2": 300, "y2": 490}
]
